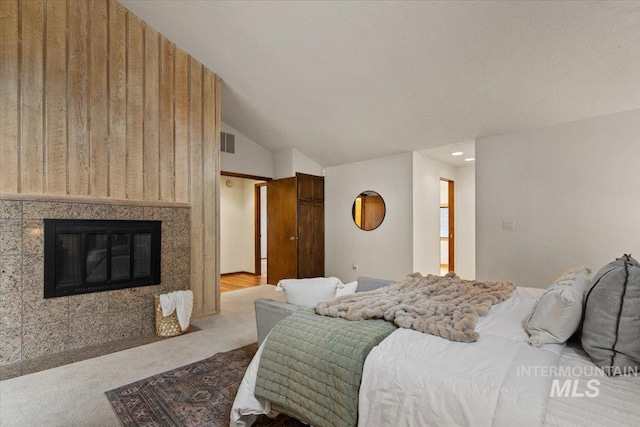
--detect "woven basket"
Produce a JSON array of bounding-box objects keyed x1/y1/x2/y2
[{"x1": 154, "y1": 295, "x2": 185, "y2": 338}]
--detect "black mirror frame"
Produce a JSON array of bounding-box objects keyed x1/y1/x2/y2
[{"x1": 351, "y1": 190, "x2": 386, "y2": 231}]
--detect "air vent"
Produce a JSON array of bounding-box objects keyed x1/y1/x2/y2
[{"x1": 220, "y1": 132, "x2": 235, "y2": 154}]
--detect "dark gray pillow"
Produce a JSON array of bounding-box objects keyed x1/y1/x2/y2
[{"x1": 581, "y1": 255, "x2": 640, "y2": 376}]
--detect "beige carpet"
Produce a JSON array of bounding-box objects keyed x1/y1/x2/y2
[{"x1": 0, "y1": 285, "x2": 284, "y2": 427}]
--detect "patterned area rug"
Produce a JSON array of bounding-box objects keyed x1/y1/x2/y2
[{"x1": 106, "y1": 343, "x2": 304, "y2": 427}]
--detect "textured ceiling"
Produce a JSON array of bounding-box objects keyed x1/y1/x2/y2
[
  {"x1": 118, "y1": 1, "x2": 640, "y2": 167},
  {"x1": 421, "y1": 140, "x2": 476, "y2": 167}
]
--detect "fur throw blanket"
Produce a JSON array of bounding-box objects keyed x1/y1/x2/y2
[{"x1": 315, "y1": 272, "x2": 516, "y2": 342}]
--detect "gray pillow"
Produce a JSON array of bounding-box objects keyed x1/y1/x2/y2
[{"x1": 581, "y1": 255, "x2": 640, "y2": 376}]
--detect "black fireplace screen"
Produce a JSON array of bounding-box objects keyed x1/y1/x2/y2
[{"x1": 44, "y1": 219, "x2": 161, "y2": 298}]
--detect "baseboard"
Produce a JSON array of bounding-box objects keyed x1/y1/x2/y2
[{"x1": 221, "y1": 271, "x2": 257, "y2": 276}]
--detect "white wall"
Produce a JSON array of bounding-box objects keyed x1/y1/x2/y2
[
  {"x1": 220, "y1": 177, "x2": 262, "y2": 274},
  {"x1": 476, "y1": 109, "x2": 640, "y2": 288},
  {"x1": 292, "y1": 147, "x2": 323, "y2": 176},
  {"x1": 273, "y1": 149, "x2": 293, "y2": 179},
  {"x1": 241, "y1": 179, "x2": 256, "y2": 271},
  {"x1": 221, "y1": 122, "x2": 274, "y2": 178},
  {"x1": 274, "y1": 147, "x2": 323, "y2": 178},
  {"x1": 325, "y1": 152, "x2": 414, "y2": 282},
  {"x1": 325, "y1": 151, "x2": 476, "y2": 283},
  {"x1": 412, "y1": 152, "x2": 456, "y2": 276},
  {"x1": 454, "y1": 163, "x2": 476, "y2": 279}
]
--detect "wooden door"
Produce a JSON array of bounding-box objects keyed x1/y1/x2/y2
[
  {"x1": 310, "y1": 200, "x2": 325, "y2": 277},
  {"x1": 296, "y1": 174, "x2": 325, "y2": 278},
  {"x1": 267, "y1": 177, "x2": 297, "y2": 284},
  {"x1": 297, "y1": 200, "x2": 325, "y2": 278}
]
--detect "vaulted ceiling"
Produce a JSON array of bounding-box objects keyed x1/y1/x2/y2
[{"x1": 119, "y1": 1, "x2": 640, "y2": 167}]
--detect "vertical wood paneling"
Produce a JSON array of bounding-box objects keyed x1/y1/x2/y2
[
  {"x1": 89, "y1": 0, "x2": 109, "y2": 197},
  {"x1": 174, "y1": 49, "x2": 190, "y2": 203},
  {"x1": 189, "y1": 60, "x2": 204, "y2": 316},
  {"x1": 20, "y1": 0, "x2": 45, "y2": 194},
  {"x1": 2, "y1": 0, "x2": 222, "y2": 316},
  {"x1": 214, "y1": 75, "x2": 221, "y2": 312},
  {"x1": 0, "y1": 0, "x2": 20, "y2": 193},
  {"x1": 68, "y1": 0, "x2": 90, "y2": 196},
  {"x1": 159, "y1": 38, "x2": 175, "y2": 201},
  {"x1": 202, "y1": 69, "x2": 219, "y2": 314},
  {"x1": 108, "y1": 0, "x2": 127, "y2": 199},
  {"x1": 143, "y1": 27, "x2": 160, "y2": 201},
  {"x1": 45, "y1": 0, "x2": 68, "y2": 195},
  {"x1": 126, "y1": 14, "x2": 144, "y2": 200}
]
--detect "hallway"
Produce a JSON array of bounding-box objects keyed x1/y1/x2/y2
[{"x1": 221, "y1": 259, "x2": 267, "y2": 292}]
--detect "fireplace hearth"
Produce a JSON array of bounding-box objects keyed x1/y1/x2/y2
[
  {"x1": 44, "y1": 219, "x2": 161, "y2": 298},
  {"x1": 0, "y1": 199, "x2": 191, "y2": 379}
]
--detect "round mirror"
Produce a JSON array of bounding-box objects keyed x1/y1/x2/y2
[{"x1": 352, "y1": 191, "x2": 386, "y2": 231}]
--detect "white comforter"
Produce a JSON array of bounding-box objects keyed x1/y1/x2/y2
[
  {"x1": 231, "y1": 287, "x2": 639, "y2": 427},
  {"x1": 359, "y1": 287, "x2": 560, "y2": 426}
]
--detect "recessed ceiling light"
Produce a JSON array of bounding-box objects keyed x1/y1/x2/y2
[
  {"x1": 451, "y1": 151, "x2": 464, "y2": 156},
  {"x1": 464, "y1": 157, "x2": 475, "y2": 162}
]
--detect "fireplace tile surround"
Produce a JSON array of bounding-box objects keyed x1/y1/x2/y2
[{"x1": 0, "y1": 199, "x2": 190, "y2": 379}]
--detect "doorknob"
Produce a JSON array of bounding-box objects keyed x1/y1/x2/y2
[{"x1": 289, "y1": 236, "x2": 298, "y2": 240}]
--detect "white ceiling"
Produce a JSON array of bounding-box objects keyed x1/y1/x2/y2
[
  {"x1": 119, "y1": 1, "x2": 640, "y2": 167},
  {"x1": 421, "y1": 140, "x2": 475, "y2": 167}
]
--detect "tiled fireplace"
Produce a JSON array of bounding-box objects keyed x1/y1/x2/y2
[{"x1": 0, "y1": 199, "x2": 190, "y2": 379}]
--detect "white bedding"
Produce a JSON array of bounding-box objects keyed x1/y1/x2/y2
[
  {"x1": 231, "y1": 341, "x2": 271, "y2": 427},
  {"x1": 231, "y1": 287, "x2": 640, "y2": 427},
  {"x1": 359, "y1": 287, "x2": 560, "y2": 426},
  {"x1": 544, "y1": 345, "x2": 640, "y2": 426}
]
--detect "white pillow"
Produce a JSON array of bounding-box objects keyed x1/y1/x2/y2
[
  {"x1": 275, "y1": 277, "x2": 341, "y2": 308},
  {"x1": 335, "y1": 281, "x2": 358, "y2": 297},
  {"x1": 525, "y1": 266, "x2": 591, "y2": 347}
]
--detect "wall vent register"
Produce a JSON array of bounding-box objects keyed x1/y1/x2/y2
[
  {"x1": 220, "y1": 132, "x2": 235, "y2": 153},
  {"x1": 44, "y1": 219, "x2": 161, "y2": 298}
]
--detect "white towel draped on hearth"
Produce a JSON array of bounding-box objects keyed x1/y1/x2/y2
[{"x1": 159, "y1": 290, "x2": 194, "y2": 331}]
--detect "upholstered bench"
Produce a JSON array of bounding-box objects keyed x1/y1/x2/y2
[{"x1": 254, "y1": 276, "x2": 395, "y2": 345}]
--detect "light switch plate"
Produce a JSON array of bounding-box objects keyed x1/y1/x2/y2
[{"x1": 502, "y1": 220, "x2": 515, "y2": 231}]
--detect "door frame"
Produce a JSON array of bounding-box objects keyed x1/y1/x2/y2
[
  {"x1": 440, "y1": 177, "x2": 455, "y2": 272},
  {"x1": 220, "y1": 171, "x2": 271, "y2": 277},
  {"x1": 254, "y1": 183, "x2": 267, "y2": 275}
]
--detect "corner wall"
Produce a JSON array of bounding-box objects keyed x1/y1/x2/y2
[
  {"x1": 274, "y1": 148, "x2": 323, "y2": 179},
  {"x1": 221, "y1": 123, "x2": 274, "y2": 178},
  {"x1": 476, "y1": 109, "x2": 640, "y2": 288},
  {"x1": 325, "y1": 153, "x2": 414, "y2": 282},
  {"x1": 325, "y1": 151, "x2": 476, "y2": 283},
  {"x1": 412, "y1": 152, "x2": 456, "y2": 276},
  {"x1": 454, "y1": 163, "x2": 476, "y2": 279}
]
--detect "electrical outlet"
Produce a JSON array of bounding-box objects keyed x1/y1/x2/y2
[
  {"x1": 502, "y1": 220, "x2": 515, "y2": 231},
  {"x1": 352, "y1": 263, "x2": 358, "y2": 270}
]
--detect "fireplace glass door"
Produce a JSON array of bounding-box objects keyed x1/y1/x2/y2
[{"x1": 44, "y1": 220, "x2": 161, "y2": 298}]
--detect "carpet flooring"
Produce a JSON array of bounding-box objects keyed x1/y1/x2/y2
[
  {"x1": 106, "y1": 343, "x2": 304, "y2": 427},
  {"x1": 1, "y1": 285, "x2": 287, "y2": 426}
]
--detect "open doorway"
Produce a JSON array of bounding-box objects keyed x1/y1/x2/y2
[
  {"x1": 220, "y1": 172, "x2": 270, "y2": 292},
  {"x1": 440, "y1": 178, "x2": 455, "y2": 275}
]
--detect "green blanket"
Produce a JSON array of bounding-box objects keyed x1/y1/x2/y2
[{"x1": 254, "y1": 309, "x2": 397, "y2": 427}]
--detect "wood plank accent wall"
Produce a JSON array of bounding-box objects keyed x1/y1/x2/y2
[{"x1": 0, "y1": 0, "x2": 221, "y2": 316}]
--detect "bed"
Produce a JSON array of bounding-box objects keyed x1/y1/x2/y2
[{"x1": 231, "y1": 282, "x2": 640, "y2": 427}]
